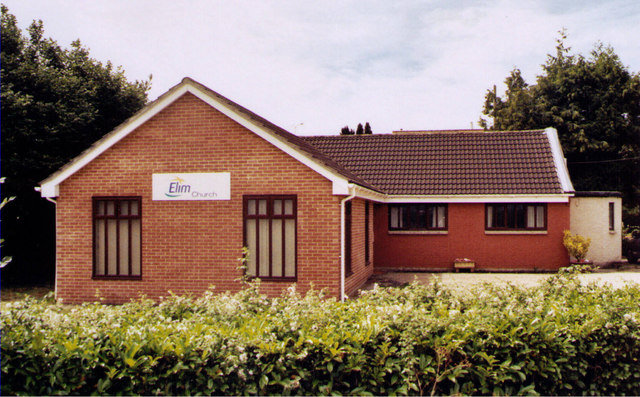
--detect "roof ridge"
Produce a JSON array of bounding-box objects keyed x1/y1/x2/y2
[
  {"x1": 302, "y1": 129, "x2": 566, "y2": 196},
  {"x1": 302, "y1": 129, "x2": 547, "y2": 140},
  {"x1": 392, "y1": 129, "x2": 546, "y2": 134}
]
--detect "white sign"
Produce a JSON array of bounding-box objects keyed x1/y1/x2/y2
[{"x1": 152, "y1": 173, "x2": 230, "y2": 201}]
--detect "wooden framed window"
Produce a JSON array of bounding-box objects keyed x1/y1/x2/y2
[
  {"x1": 243, "y1": 195, "x2": 296, "y2": 280},
  {"x1": 93, "y1": 197, "x2": 142, "y2": 279},
  {"x1": 345, "y1": 200, "x2": 352, "y2": 276},
  {"x1": 486, "y1": 203, "x2": 546, "y2": 230},
  {"x1": 609, "y1": 202, "x2": 615, "y2": 231},
  {"x1": 388, "y1": 204, "x2": 447, "y2": 231},
  {"x1": 364, "y1": 201, "x2": 370, "y2": 265}
]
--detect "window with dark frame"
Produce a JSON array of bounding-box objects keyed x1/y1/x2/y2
[
  {"x1": 609, "y1": 202, "x2": 615, "y2": 231},
  {"x1": 485, "y1": 203, "x2": 546, "y2": 230},
  {"x1": 93, "y1": 197, "x2": 142, "y2": 278},
  {"x1": 388, "y1": 204, "x2": 447, "y2": 231},
  {"x1": 364, "y1": 201, "x2": 370, "y2": 265},
  {"x1": 243, "y1": 195, "x2": 297, "y2": 280},
  {"x1": 345, "y1": 200, "x2": 352, "y2": 276}
]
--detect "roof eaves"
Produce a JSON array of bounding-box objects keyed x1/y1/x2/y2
[
  {"x1": 39, "y1": 79, "x2": 192, "y2": 197},
  {"x1": 39, "y1": 77, "x2": 377, "y2": 197}
]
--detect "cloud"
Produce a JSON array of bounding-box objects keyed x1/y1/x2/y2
[{"x1": 3, "y1": 0, "x2": 639, "y2": 135}]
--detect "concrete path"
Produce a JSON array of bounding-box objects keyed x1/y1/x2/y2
[{"x1": 364, "y1": 267, "x2": 640, "y2": 291}]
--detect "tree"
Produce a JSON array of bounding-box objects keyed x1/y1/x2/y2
[
  {"x1": 340, "y1": 126, "x2": 354, "y2": 135},
  {"x1": 339, "y1": 122, "x2": 373, "y2": 135},
  {"x1": 480, "y1": 32, "x2": 640, "y2": 225},
  {"x1": 364, "y1": 122, "x2": 372, "y2": 134},
  {"x1": 0, "y1": 178, "x2": 15, "y2": 268},
  {"x1": 0, "y1": 6, "x2": 150, "y2": 285}
]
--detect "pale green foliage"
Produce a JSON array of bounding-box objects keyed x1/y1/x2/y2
[
  {"x1": 2, "y1": 276, "x2": 640, "y2": 395},
  {"x1": 563, "y1": 230, "x2": 591, "y2": 262}
]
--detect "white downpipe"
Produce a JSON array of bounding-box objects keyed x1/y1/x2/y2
[
  {"x1": 44, "y1": 196, "x2": 57, "y2": 300},
  {"x1": 35, "y1": 187, "x2": 58, "y2": 299},
  {"x1": 340, "y1": 184, "x2": 356, "y2": 302}
]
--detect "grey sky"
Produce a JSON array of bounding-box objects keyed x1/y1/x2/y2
[{"x1": 3, "y1": 0, "x2": 639, "y2": 135}]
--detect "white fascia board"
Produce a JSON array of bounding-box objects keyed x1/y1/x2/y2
[
  {"x1": 39, "y1": 81, "x2": 351, "y2": 197},
  {"x1": 352, "y1": 185, "x2": 386, "y2": 202},
  {"x1": 382, "y1": 194, "x2": 572, "y2": 203},
  {"x1": 40, "y1": 183, "x2": 59, "y2": 198},
  {"x1": 332, "y1": 179, "x2": 350, "y2": 195},
  {"x1": 349, "y1": 187, "x2": 573, "y2": 203},
  {"x1": 545, "y1": 127, "x2": 575, "y2": 193},
  {"x1": 185, "y1": 85, "x2": 351, "y2": 196},
  {"x1": 39, "y1": 85, "x2": 193, "y2": 198}
]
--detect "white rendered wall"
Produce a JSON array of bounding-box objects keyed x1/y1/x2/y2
[{"x1": 570, "y1": 197, "x2": 622, "y2": 265}]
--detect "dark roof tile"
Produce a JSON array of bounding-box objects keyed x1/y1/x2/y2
[{"x1": 302, "y1": 131, "x2": 564, "y2": 195}]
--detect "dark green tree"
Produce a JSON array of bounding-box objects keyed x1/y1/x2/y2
[
  {"x1": 339, "y1": 123, "x2": 372, "y2": 135},
  {"x1": 364, "y1": 122, "x2": 372, "y2": 134},
  {"x1": 1, "y1": 5, "x2": 150, "y2": 285},
  {"x1": 340, "y1": 126, "x2": 354, "y2": 135},
  {"x1": 480, "y1": 32, "x2": 640, "y2": 225}
]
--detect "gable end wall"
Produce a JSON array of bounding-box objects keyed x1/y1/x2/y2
[{"x1": 55, "y1": 93, "x2": 342, "y2": 303}]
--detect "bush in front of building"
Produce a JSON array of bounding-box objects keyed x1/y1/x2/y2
[
  {"x1": 2, "y1": 275, "x2": 639, "y2": 396},
  {"x1": 563, "y1": 230, "x2": 592, "y2": 262}
]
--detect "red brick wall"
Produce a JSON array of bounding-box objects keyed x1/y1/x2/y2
[
  {"x1": 344, "y1": 198, "x2": 374, "y2": 297},
  {"x1": 55, "y1": 93, "x2": 345, "y2": 304},
  {"x1": 374, "y1": 202, "x2": 570, "y2": 271}
]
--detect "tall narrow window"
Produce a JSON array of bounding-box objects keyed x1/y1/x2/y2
[
  {"x1": 609, "y1": 202, "x2": 615, "y2": 231},
  {"x1": 364, "y1": 201, "x2": 370, "y2": 265},
  {"x1": 243, "y1": 195, "x2": 296, "y2": 280},
  {"x1": 345, "y1": 200, "x2": 352, "y2": 276},
  {"x1": 93, "y1": 197, "x2": 142, "y2": 278}
]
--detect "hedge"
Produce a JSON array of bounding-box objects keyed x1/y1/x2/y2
[{"x1": 2, "y1": 275, "x2": 639, "y2": 395}]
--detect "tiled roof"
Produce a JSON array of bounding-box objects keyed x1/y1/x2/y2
[{"x1": 302, "y1": 130, "x2": 564, "y2": 195}]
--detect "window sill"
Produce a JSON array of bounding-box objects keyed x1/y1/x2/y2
[
  {"x1": 485, "y1": 230, "x2": 547, "y2": 235},
  {"x1": 92, "y1": 275, "x2": 142, "y2": 280},
  {"x1": 609, "y1": 230, "x2": 617, "y2": 234},
  {"x1": 250, "y1": 276, "x2": 297, "y2": 282},
  {"x1": 388, "y1": 230, "x2": 448, "y2": 235}
]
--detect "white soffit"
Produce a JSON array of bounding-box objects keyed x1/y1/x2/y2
[
  {"x1": 39, "y1": 79, "x2": 350, "y2": 197},
  {"x1": 382, "y1": 194, "x2": 572, "y2": 203},
  {"x1": 350, "y1": 185, "x2": 571, "y2": 203}
]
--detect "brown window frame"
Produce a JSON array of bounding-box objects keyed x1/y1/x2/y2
[
  {"x1": 609, "y1": 202, "x2": 615, "y2": 231},
  {"x1": 485, "y1": 203, "x2": 547, "y2": 231},
  {"x1": 345, "y1": 200, "x2": 352, "y2": 276},
  {"x1": 388, "y1": 203, "x2": 448, "y2": 231},
  {"x1": 92, "y1": 196, "x2": 142, "y2": 280},
  {"x1": 364, "y1": 201, "x2": 370, "y2": 266},
  {"x1": 243, "y1": 195, "x2": 297, "y2": 281}
]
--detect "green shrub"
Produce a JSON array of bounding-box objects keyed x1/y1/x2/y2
[
  {"x1": 563, "y1": 230, "x2": 592, "y2": 262},
  {"x1": 2, "y1": 276, "x2": 640, "y2": 395}
]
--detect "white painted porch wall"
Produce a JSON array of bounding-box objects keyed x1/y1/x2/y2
[{"x1": 570, "y1": 197, "x2": 622, "y2": 265}]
